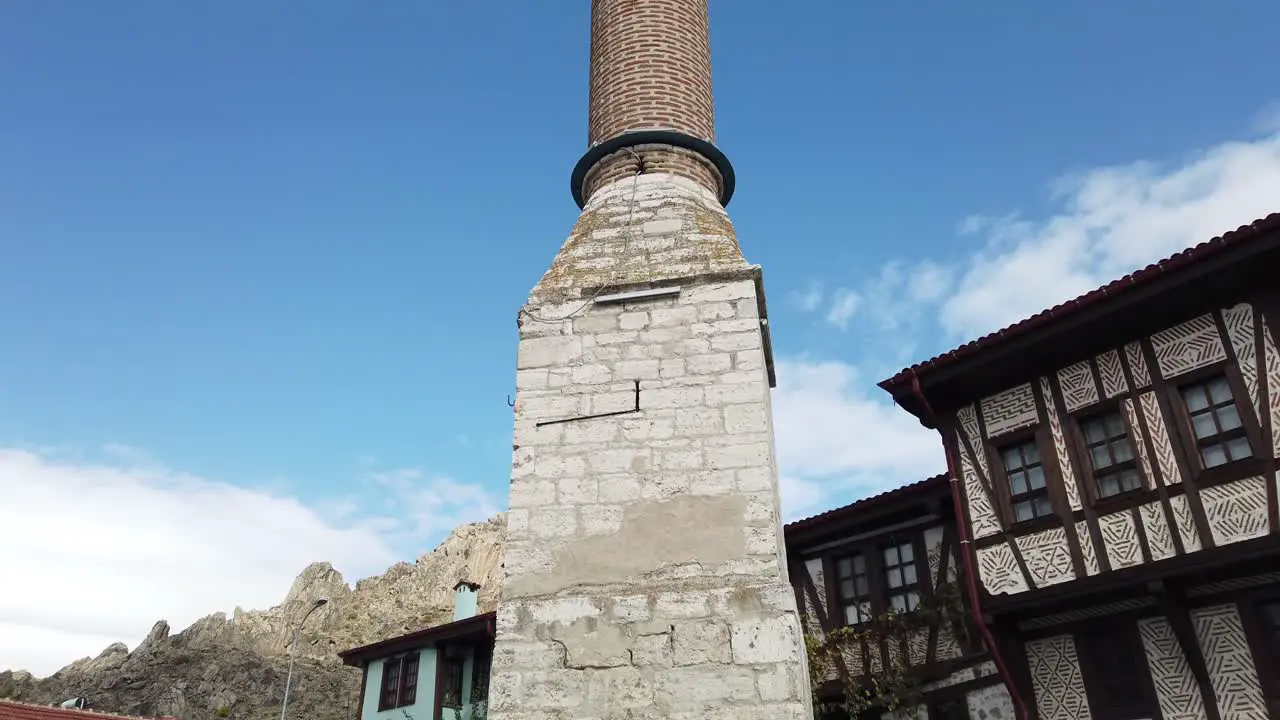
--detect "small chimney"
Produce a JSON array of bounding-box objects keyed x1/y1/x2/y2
[{"x1": 453, "y1": 580, "x2": 480, "y2": 621}]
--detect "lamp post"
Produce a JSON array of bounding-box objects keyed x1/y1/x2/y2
[{"x1": 280, "y1": 597, "x2": 329, "y2": 720}]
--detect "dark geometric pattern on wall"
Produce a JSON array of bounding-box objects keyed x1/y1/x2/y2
[
  {"x1": 1263, "y1": 319, "x2": 1280, "y2": 458},
  {"x1": 1137, "y1": 616, "x2": 1209, "y2": 720},
  {"x1": 1027, "y1": 635, "x2": 1093, "y2": 720},
  {"x1": 1151, "y1": 314, "x2": 1227, "y2": 379},
  {"x1": 1122, "y1": 398, "x2": 1156, "y2": 488},
  {"x1": 1139, "y1": 502, "x2": 1177, "y2": 561},
  {"x1": 1170, "y1": 495, "x2": 1203, "y2": 553},
  {"x1": 1016, "y1": 527, "x2": 1076, "y2": 587},
  {"x1": 1058, "y1": 360, "x2": 1100, "y2": 412},
  {"x1": 1192, "y1": 604, "x2": 1268, "y2": 720},
  {"x1": 957, "y1": 407, "x2": 1003, "y2": 539},
  {"x1": 1097, "y1": 511, "x2": 1144, "y2": 569},
  {"x1": 979, "y1": 382, "x2": 1039, "y2": 437},
  {"x1": 1126, "y1": 341, "x2": 1152, "y2": 389},
  {"x1": 1222, "y1": 303, "x2": 1261, "y2": 420},
  {"x1": 1097, "y1": 349, "x2": 1129, "y2": 398},
  {"x1": 1074, "y1": 520, "x2": 1101, "y2": 575},
  {"x1": 1200, "y1": 476, "x2": 1269, "y2": 547},
  {"x1": 957, "y1": 405, "x2": 993, "y2": 482},
  {"x1": 1140, "y1": 390, "x2": 1184, "y2": 486},
  {"x1": 977, "y1": 543, "x2": 1027, "y2": 595},
  {"x1": 1040, "y1": 376, "x2": 1083, "y2": 511}
]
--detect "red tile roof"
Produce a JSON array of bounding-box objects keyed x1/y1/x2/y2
[
  {"x1": 0, "y1": 699, "x2": 174, "y2": 720},
  {"x1": 880, "y1": 212, "x2": 1280, "y2": 389},
  {"x1": 784, "y1": 473, "x2": 949, "y2": 535}
]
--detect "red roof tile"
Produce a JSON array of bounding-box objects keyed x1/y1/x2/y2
[
  {"x1": 880, "y1": 212, "x2": 1280, "y2": 389},
  {"x1": 0, "y1": 699, "x2": 174, "y2": 720},
  {"x1": 784, "y1": 473, "x2": 949, "y2": 535}
]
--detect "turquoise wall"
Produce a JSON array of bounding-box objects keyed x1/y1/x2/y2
[{"x1": 360, "y1": 647, "x2": 437, "y2": 720}]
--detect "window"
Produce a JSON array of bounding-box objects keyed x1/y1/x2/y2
[
  {"x1": 1075, "y1": 619, "x2": 1157, "y2": 720},
  {"x1": 835, "y1": 553, "x2": 873, "y2": 624},
  {"x1": 1179, "y1": 375, "x2": 1253, "y2": 468},
  {"x1": 439, "y1": 646, "x2": 465, "y2": 710},
  {"x1": 1001, "y1": 439, "x2": 1052, "y2": 522},
  {"x1": 378, "y1": 653, "x2": 419, "y2": 711},
  {"x1": 1080, "y1": 411, "x2": 1142, "y2": 498},
  {"x1": 882, "y1": 541, "x2": 921, "y2": 613}
]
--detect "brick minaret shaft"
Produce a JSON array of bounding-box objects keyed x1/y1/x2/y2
[
  {"x1": 488, "y1": 0, "x2": 814, "y2": 717},
  {"x1": 570, "y1": 0, "x2": 734, "y2": 211}
]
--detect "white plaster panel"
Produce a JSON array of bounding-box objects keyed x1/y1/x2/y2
[
  {"x1": 1150, "y1": 314, "x2": 1227, "y2": 379},
  {"x1": 1200, "y1": 475, "x2": 1269, "y2": 547},
  {"x1": 1016, "y1": 528, "x2": 1075, "y2": 587},
  {"x1": 1222, "y1": 303, "x2": 1261, "y2": 420},
  {"x1": 1138, "y1": 616, "x2": 1209, "y2": 720},
  {"x1": 980, "y1": 383, "x2": 1038, "y2": 437},
  {"x1": 1026, "y1": 635, "x2": 1092, "y2": 720},
  {"x1": 1126, "y1": 341, "x2": 1152, "y2": 389},
  {"x1": 1040, "y1": 376, "x2": 1082, "y2": 511},
  {"x1": 1139, "y1": 390, "x2": 1183, "y2": 486},
  {"x1": 966, "y1": 682, "x2": 1015, "y2": 720},
  {"x1": 1058, "y1": 360, "x2": 1100, "y2": 411},
  {"x1": 1075, "y1": 521, "x2": 1101, "y2": 576},
  {"x1": 1096, "y1": 349, "x2": 1129, "y2": 398},
  {"x1": 1169, "y1": 495, "x2": 1203, "y2": 553},
  {"x1": 976, "y1": 544, "x2": 1027, "y2": 596},
  {"x1": 1138, "y1": 502, "x2": 1177, "y2": 561},
  {"x1": 1192, "y1": 604, "x2": 1268, "y2": 720},
  {"x1": 1097, "y1": 511, "x2": 1144, "y2": 570}
]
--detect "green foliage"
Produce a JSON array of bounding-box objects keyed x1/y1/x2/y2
[
  {"x1": 214, "y1": 707, "x2": 231, "y2": 718},
  {"x1": 805, "y1": 582, "x2": 969, "y2": 719}
]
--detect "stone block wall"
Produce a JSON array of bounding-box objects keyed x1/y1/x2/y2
[{"x1": 488, "y1": 276, "x2": 812, "y2": 719}]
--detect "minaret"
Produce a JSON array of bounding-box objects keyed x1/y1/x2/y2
[{"x1": 488, "y1": 0, "x2": 813, "y2": 716}]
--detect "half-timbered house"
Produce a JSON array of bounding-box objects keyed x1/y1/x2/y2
[
  {"x1": 785, "y1": 474, "x2": 1017, "y2": 720},
  {"x1": 879, "y1": 212, "x2": 1280, "y2": 720}
]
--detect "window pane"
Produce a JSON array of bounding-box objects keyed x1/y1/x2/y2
[
  {"x1": 1115, "y1": 439, "x2": 1135, "y2": 463},
  {"x1": 845, "y1": 603, "x2": 867, "y2": 624},
  {"x1": 839, "y1": 578, "x2": 855, "y2": 599},
  {"x1": 898, "y1": 543, "x2": 913, "y2": 562},
  {"x1": 905, "y1": 591, "x2": 920, "y2": 611},
  {"x1": 904, "y1": 564, "x2": 917, "y2": 585},
  {"x1": 887, "y1": 571, "x2": 902, "y2": 589},
  {"x1": 1024, "y1": 442, "x2": 1040, "y2": 464},
  {"x1": 1183, "y1": 386, "x2": 1209, "y2": 412},
  {"x1": 1208, "y1": 376, "x2": 1232, "y2": 404},
  {"x1": 1203, "y1": 443, "x2": 1228, "y2": 468},
  {"x1": 836, "y1": 557, "x2": 852, "y2": 577},
  {"x1": 852, "y1": 555, "x2": 865, "y2": 573},
  {"x1": 883, "y1": 546, "x2": 899, "y2": 566},
  {"x1": 1002, "y1": 447, "x2": 1022, "y2": 469},
  {"x1": 1105, "y1": 413, "x2": 1125, "y2": 438},
  {"x1": 1098, "y1": 475, "x2": 1119, "y2": 498},
  {"x1": 854, "y1": 577, "x2": 869, "y2": 596},
  {"x1": 1010, "y1": 471, "x2": 1028, "y2": 495},
  {"x1": 1014, "y1": 501, "x2": 1033, "y2": 523},
  {"x1": 1027, "y1": 465, "x2": 1046, "y2": 490},
  {"x1": 1091, "y1": 445, "x2": 1112, "y2": 470},
  {"x1": 1192, "y1": 413, "x2": 1218, "y2": 439},
  {"x1": 890, "y1": 595, "x2": 906, "y2": 613},
  {"x1": 1226, "y1": 436, "x2": 1252, "y2": 461},
  {"x1": 1034, "y1": 496, "x2": 1053, "y2": 517},
  {"x1": 1217, "y1": 404, "x2": 1242, "y2": 431},
  {"x1": 1084, "y1": 419, "x2": 1106, "y2": 444}
]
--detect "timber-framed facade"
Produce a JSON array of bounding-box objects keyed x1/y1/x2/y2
[
  {"x1": 785, "y1": 475, "x2": 1016, "y2": 720},
  {"x1": 880, "y1": 212, "x2": 1280, "y2": 720}
]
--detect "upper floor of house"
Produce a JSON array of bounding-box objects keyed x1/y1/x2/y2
[
  {"x1": 784, "y1": 475, "x2": 1013, "y2": 719},
  {"x1": 339, "y1": 581, "x2": 494, "y2": 720},
  {"x1": 880, "y1": 212, "x2": 1280, "y2": 612}
]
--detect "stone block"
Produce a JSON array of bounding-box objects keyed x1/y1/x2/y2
[
  {"x1": 688, "y1": 470, "x2": 736, "y2": 496},
  {"x1": 659, "y1": 358, "x2": 686, "y2": 378},
  {"x1": 529, "y1": 507, "x2": 578, "y2": 538},
  {"x1": 571, "y1": 363, "x2": 613, "y2": 385},
  {"x1": 731, "y1": 616, "x2": 802, "y2": 665},
  {"x1": 618, "y1": 311, "x2": 649, "y2": 330},
  {"x1": 494, "y1": 641, "x2": 565, "y2": 671},
  {"x1": 597, "y1": 474, "x2": 642, "y2": 503},
  {"x1": 534, "y1": 455, "x2": 587, "y2": 480},
  {"x1": 698, "y1": 301, "x2": 737, "y2": 321},
  {"x1": 653, "y1": 666, "x2": 758, "y2": 707},
  {"x1": 516, "y1": 368, "x2": 549, "y2": 390},
  {"x1": 580, "y1": 504, "x2": 622, "y2": 535},
  {"x1": 680, "y1": 281, "x2": 756, "y2": 304},
  {"x1": 520, "y1": 670, "x2": 587, "y2": 709},
  {"x1": 723, "y1": 403, "x2": 770, "y2": 434},
  {"x1": 563, "y1": 419, "x2": 618, "y2": 444},
  {"x1": 710, "y1": 331, "x2": 761, "y2": 352},
  {"x1": 509, "y1": 479, "x2": 556, "y2": 508},
  {"x1": 529, "y1": 597, "x2": 601, "y2": 626},
  {"x1": 614, "y1": 359, "x2": 661, "y2": 380},
  {"x1": 518, "y1": 335, "x2": 583, "y2": 369},
  {"x1": 706, "y1": 442, "x2": 772, "y2": 470},
  {"x1": 557, "y1": 476, "x2": 599, "y2": 505},
  {"x1": 654, "y1": 591, "x2": 711, "y2": 619},
  {"x1": 756, "y1": 664, "x2": 800, "y2": 702},
  {"x1": 685, "y1": 353, "x2": 733, "y2": 375},
  {"x1": 631, "y1": 631, "x2": 673, "y2": 666},
  {"x1": 705, "y1": 382, "x2": 764, "y2": 407},
  {"x1": 650, "y1": 305, "x2": 699, "y2": 327},
  {"x1": 587, "y1": 448, "x2": 651, "y2": 473},
  {"x1": 736, "y1": 467, "x2": 775, "y2": 491},
  {"x1": 672, "y1": 619, "x2": 731, "y2": 665},
  {"x1": 586, "y1": 666, "x2": 653, "y2": 708}
]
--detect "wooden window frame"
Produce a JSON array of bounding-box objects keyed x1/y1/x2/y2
[
  {"x1": 1165, "y1": 362, "x2": 1268, "y2": 487},
  {"x1": 377, "y1": 652, "x2": 419, "y2": 712},
  {"x1": 881, "y1": 538, "x2": 924, "y2": 615},
  {"x1": 990, "y1": 428, "x2": 1054, "y2": 528},
  {"x1": 823, "y1": 532, "x2": 932, "y2": 626},
  {"x1": 437, "y1": 644, "x2": 466, "y2": 711},
  {"x1": 1068, "y1": 398, "x2": 1149, "y2": 510}
]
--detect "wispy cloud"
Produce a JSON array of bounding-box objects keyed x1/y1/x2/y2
[{"x1": 824, "y1": 289, "x2": 861, "y2": 329}]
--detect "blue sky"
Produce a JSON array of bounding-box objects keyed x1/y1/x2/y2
[{"x1": 2, "y1": 1, "x2": 1279, "y2": 674}]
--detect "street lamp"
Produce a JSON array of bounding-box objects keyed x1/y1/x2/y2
[{"x1": 280, "y1": 597, "x2": 329, "y2": 720}]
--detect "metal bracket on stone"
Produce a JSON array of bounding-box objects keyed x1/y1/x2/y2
[{"x1": 536, "y1": 380, "x2": 641, "y2": 427}]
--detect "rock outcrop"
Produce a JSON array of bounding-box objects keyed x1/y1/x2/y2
[{"x1": 0, "y1": 514, "x2": 507, "y2": 720}]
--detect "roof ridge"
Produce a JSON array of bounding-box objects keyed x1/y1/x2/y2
[{"x1": 0, "y1": 698, "x2": 174, "y2": 720}]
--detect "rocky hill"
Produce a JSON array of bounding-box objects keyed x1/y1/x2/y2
[{"x1": 0, "y1": 514, "x2": 506, "y2": 720}]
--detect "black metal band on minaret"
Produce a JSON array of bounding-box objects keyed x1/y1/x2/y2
[{"x1": 570, "y1": 130, "x2": 736, "y2": 210}]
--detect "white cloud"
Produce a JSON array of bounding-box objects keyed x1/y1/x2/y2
[
  {"x1": 824, "y1": 289, "x2": 861, "y2": 329},
  {"x1": 941, "y1": 129, "x2": 1280, "y2": 339},
  {"x1": 790, "y1": 282, "x2": 824, "y2": 312},
  {"x1": 772, "y1": 359, "x2": 942, "y2": 521},
  {"x1": 0, "y1": 447, "x2": 496, "y2": 677}
]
